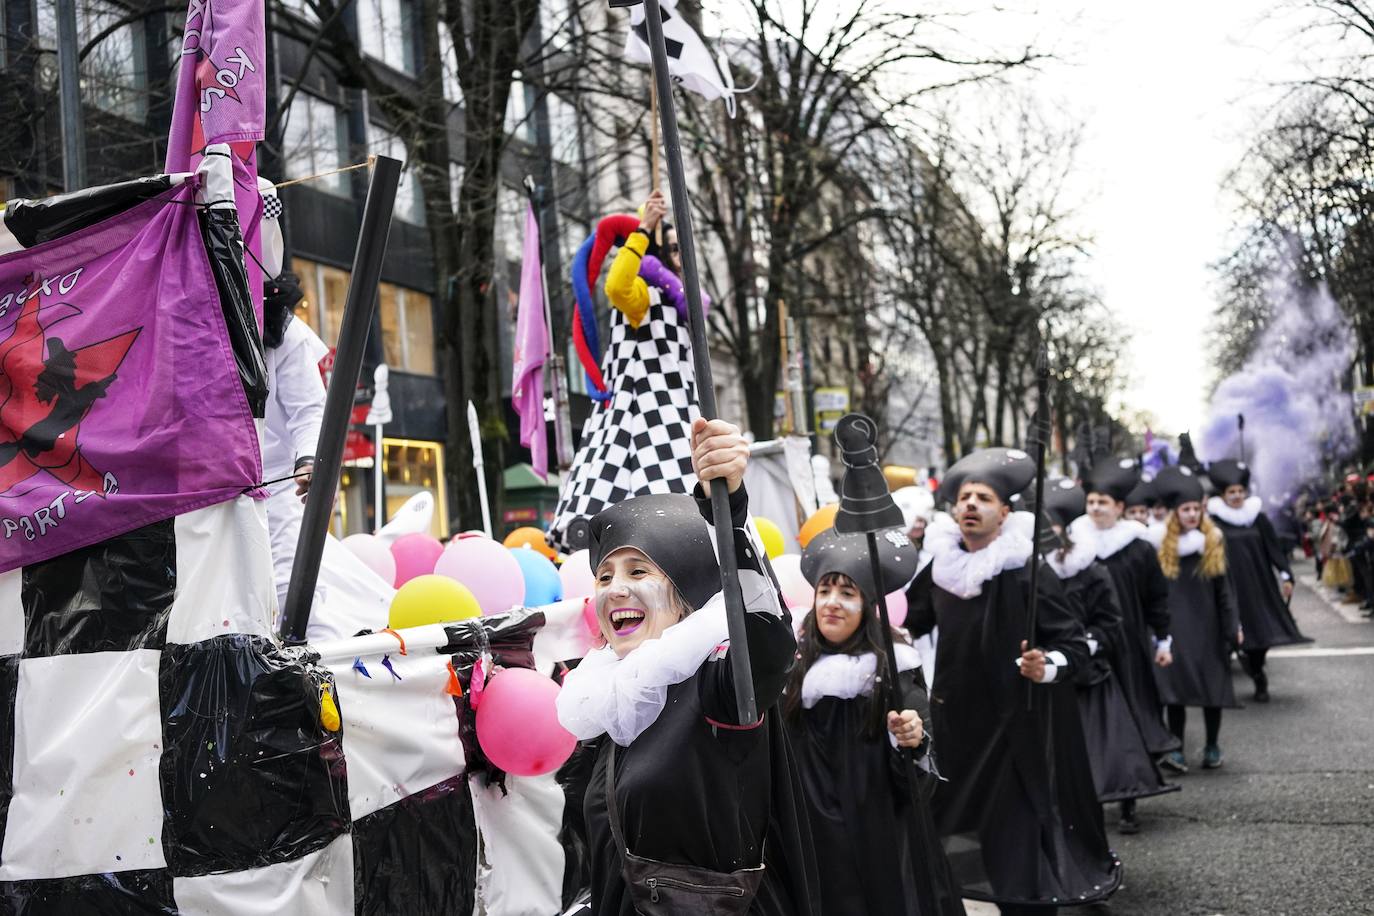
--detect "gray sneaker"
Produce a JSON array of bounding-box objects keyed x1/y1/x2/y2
[
  {"x1": 1159, "y1": 750, "x2": 1188, "y2": 775},
  {"x1": 1202, "y1": 745, "x2": 1223, "y2": 769}
]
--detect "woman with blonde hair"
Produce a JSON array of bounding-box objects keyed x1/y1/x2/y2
[{"x1": 1152, "y1": 466, "x2": 1242, "y2": 772}]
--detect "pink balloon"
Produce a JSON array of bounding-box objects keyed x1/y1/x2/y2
[
  {"x1": 771, "y1": 554, "x2": 814, "y2": 612},
  {"x1": 434, "y1": 537, "x2": 525, "y2": 614},
  {"x1": 343, "y1": 533, "x2": 397, "y2": 586},
  {"x1": 581, "y1": 597, "x2": 600, "y2": 639},
  {"x1": 390, "y1": 533, "x2": 444, "y2": 587},
  {"x1": 558, "y1": 550, "x2": 596, "y2": 600},
  {"x1": 475, "y1": 667, "x2": 577, "y2": 777},
  {"x1": 884, "y1": 588, "x2": 908, "y2": 628}
]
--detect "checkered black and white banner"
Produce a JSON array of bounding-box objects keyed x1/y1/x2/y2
[
  {"x1": 0, "y1": 508, "x2": 584, "y2": 914},
  {"x1": 550, "y1": 298, "x2": 701, "y2": 551}
]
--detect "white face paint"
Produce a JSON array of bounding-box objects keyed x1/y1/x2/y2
[
  {"x1": 1086, "y1": 493, "x2": 1123, "y2": 529},
  {"x1": 1176, "y1": 502, "x2": 1203, "y2": 531},
  {"x1": 813, "y1": 575, "x2": 865, "y2": 644},
  {"x1": 594, "y1": 548, "x2": 686, "y2": 658},
  {"x1": 1224, "y1": 484, "x2": 1248, "y2": 509}
]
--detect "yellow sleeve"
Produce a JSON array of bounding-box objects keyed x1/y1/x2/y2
[{"x1": 604, "y1": 231, "x2": 652, "y2": 329}]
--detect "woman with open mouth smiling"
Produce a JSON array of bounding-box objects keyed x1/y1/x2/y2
[{"x1": 556, "y1": 417, "x2": 818, "y2": 916}]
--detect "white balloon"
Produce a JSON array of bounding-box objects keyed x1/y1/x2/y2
[
  {"x1": 377, "y1": 491, "x2": 436, "y2": 544},
  {"x1": 342, "y1": 533, "x2": 397, "y2": 587},
  {"x1": 770, "y1": 554, "x2": 814, "y2": 615}
]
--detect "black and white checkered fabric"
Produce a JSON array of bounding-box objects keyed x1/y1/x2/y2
[
  {"x1": 550, "y1": 296, "x2": 700, "y2": 551},
  {"x1": 0, "y1": 496, "x2": 480, "y2": 913}
]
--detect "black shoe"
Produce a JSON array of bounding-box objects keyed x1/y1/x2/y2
[
  {"x1": 1119, "y1": 811, "x2": 1140, "y2": 834},
  {"x1": 1254, "y1": 671, "x2": 1270, "y2": 703}
]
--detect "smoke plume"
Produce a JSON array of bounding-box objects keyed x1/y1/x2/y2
[{"x1": 1199, "y1": 259, "x2": 1356, "y2": 511}]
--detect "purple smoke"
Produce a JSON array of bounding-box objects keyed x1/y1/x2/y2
[{"x1": 1199, "y1": 259, "x2": 1356, "y2": 512}]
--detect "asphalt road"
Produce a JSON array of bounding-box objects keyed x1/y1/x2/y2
[{"x1": 1050, "y1": 556, "x2": 1374, "y2": 916}]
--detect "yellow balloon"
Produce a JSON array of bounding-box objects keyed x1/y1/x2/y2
[
  {"x1": 798, "y1": 504, "x2": 839, "y2": 548},
  {"x1": 503, "y1": 526, "x2": 557, "y2": 560},
  {"x1": 389, "y1": 574, "x2": 482, "y2": 629},
  {"x1": 753, "y1": 516, "x2": 786, "y2": 560}
]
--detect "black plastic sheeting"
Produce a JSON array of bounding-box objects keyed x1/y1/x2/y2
[
  {"x1": 20, "y1": 518, "x2": 175, "y2": 656},
  {"x1": 2, "y1": 176, "x2": 176, "y2": 248},
  {"x1": 440, "y1": 608, "x2": 545, "y2": 788},
  {"x1": 158, "y1": 635, "x2": 349, "y2": 876},
  {"x1": 0, "y1": 868, "x2": 178, "y2": 915},
  {"x1": 351, "y1": 773, "x2": 477, "y2": 916},
  {"x1": 198, "y1": 207, "x2": 268, "y2": 418},
  {"x1": 0, "y1": 657, "x2": 16, "y2": 862}
]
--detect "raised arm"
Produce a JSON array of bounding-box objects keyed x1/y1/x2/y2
[{"x1": 689, "y1": 419, "x2": 797, "y2": 723}]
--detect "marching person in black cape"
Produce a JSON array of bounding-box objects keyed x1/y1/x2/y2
[
  {"x1": 1153, "y1": 465, "x2": 1243, "y2": 771},
  {"x1": 786, "y1": 526, "x2": 951, "y2": 916},
  {"x1": 1043, "y1": 479, "x2": 1179, "y2": 835},
  {"x1": 1069, "y1": 459, "x2": 1179, "y2": 773},
  {"x1": 554, "y1": 417, "x2": 818, "y2": 916},
  {"x1": 1205, "y1": 459, "x2": 1310, "y2": 702},
  {"x1": 907, "y1": 448, "x2": 1121, "y2": 914}
]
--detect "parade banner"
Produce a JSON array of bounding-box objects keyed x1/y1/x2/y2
[{"x1": 0, "y1": 183, "x2": 260, "y2": 572}]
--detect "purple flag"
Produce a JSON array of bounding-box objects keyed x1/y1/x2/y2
[
  {"x1": 511, "y1": 206, "x2": 549, "y2": 481},
  {"x1": 0, "y1": 183, "x2": 261, "y2": 573},
  {"x1": 166, "y1": 0, "x2": 266, "y2": 325},
  {"x1": 165, "y1": 0, "x2": 266, "y2": 172}
]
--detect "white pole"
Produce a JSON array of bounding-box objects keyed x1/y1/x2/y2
[
  {"x1": 373, "y1": 423, "x2": 384, "y2": 534},
  {"x1": 468, "y1": 400, "x2": 493, "y2": 538}
]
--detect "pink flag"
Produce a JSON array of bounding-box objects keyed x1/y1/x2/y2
[
  {"x1": 166, "y1": 0, "x2": 267, "y2": 322},
  {"x1": 165, "y1": 0, "x2": 266, "y2": 172},
  {"x1": 512, "y1": 206, "x2": 549, "y2": 481}
]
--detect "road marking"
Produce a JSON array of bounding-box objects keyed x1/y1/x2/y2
[
  {"x1": 1267, "y1": 646, "x2": 1374, "y2": 659},
  {"x1": 1297, "y1": 575, "x2": 1371, "y2": 625}
]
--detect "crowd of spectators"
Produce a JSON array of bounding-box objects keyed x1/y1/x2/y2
[{"x1": 1299, "y1": 477, "x2": 1374, "y2": 615}]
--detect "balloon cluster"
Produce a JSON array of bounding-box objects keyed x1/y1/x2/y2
[{"x1": 343, "y1": 522, "x2": 585, "y2": 778}]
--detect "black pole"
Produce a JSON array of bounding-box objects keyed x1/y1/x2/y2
[
  {"x1": 1025, "y1": 342, "x2": 1050, "y2": 710},
  {"x1": 1238, "y1": 413, "x2": 1247, "y2": 464},
  {"x1": 280, "y1": 156, "x2": 402, "y2": 644},
  {"x1": 640, "y1": 0, "x2": 755, "y2": 725},
  {"x1": 867, "y1": 533, "x2": 966, "y2": 915}
]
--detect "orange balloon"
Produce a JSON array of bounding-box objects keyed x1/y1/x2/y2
[
  {"x1": 798, "y1": 504, "x2": 839, "y2": 548},
  {"x1": 503, "y1": 526, "x2": 557, "y2": 560}
]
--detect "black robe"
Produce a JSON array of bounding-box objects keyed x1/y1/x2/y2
[
  {"x1": 1212, "y1": 513, "x2": 1310, "y2": 650},
  {"x1": 580, "y1": 491, "x2": 820, "y2": 916},
  {"x1": 788, "y1": 663, "x2": 937, "y2": 916},
  {"x1": 908, "y1": 562, "x2": 1121, "y2": 907},
  {"x1": 1154, "y1": 553, "x2": 1241, "y2": 709},
  {"x1": 1058, "y1": 562, "x2": 1179, "y2": 803},
  {"x1": 1098, "y1": 538, "x2": 1180, "y2": 755}
]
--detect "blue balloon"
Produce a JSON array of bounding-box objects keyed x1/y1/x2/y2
[{"x1": 509, "y1": 546, "x2": 563, "y2": 606}]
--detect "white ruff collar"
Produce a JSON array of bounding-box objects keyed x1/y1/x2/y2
[
  {"x1": 1045, "y1": 528, "x2": 1098, "y2": 580},
  {"x1": 1139, "y1": 522, "x2": 1166, "y2": 549},
  {"x1": 1176, "y1": 529, "x2": 1206, "y2": 557},
  {"x1": 1208, "y1": 495, "x2": 1262, "y2": 527},
  {"x1": 800, "y1": 645, "x2": 923, "y2": 709},
  {"x1": 556, "y1": 595, "x2": 730, "y2": 746},
  {"x1": 926, "y1": 511, "x2": 1034, "y2": 599},
  {"x1": 1070, "y1": 516, "x2": 1147, "y2": 560}
]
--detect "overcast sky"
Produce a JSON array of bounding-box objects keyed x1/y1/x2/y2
[{"x1": 958, "y1": 1, "x2": 1315, "y2": 435}]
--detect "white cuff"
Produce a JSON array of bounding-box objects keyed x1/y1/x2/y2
[
  {"x1": 1280, "y1": 572, "x2": 1292, "y2": 582},
  {"x1": 1154, "y1": 635, "x2": 1173, "y2": 652},
  {"x1": 1016, "y1": 650, "x2": 1068, "y2": 684},
  {"x1": 1086, "y1": 636, "x2": 1100, "y2": 656}
]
